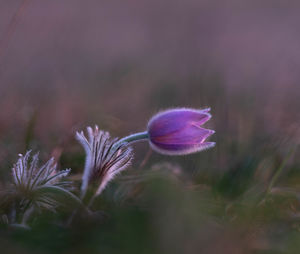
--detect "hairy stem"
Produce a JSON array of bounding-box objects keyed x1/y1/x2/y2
[{"x1": 114, "y1": 131, "x2": 149, "y2": 148}]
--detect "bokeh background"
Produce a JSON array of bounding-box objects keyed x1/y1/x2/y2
[{"x1": 0, "y1": 0, "x2": 299, "y2": 253}]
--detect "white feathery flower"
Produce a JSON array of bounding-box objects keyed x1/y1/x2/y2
[
  {"x1": 10, "y1": 151, "x2": 74, "y2": 212},
  {"x1": 76, "y1": 126, "x2": 133, "y2": 197},
  {"x1": 12, "y1": 150, "x2": 71, "y2": 192}
]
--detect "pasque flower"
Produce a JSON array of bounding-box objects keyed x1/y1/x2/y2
[
  {"x1": 73, "y1": 108, "x2": 214, "y2": 206},
  {"x1": 10, "y1": 151, "x2": 74, "y2": 212},
  {"x1": 116, "y1": 108, "x2": 215, "y2": 156},
  {"x1": 76, "y1": 126, "x2": 133, "y2": 198},
  {"x1": 147, "y1": 108, "x2": 215, "y2": 155},
  {"x1": 12, "y1": 151, "x2": 71, "y2": 192}
]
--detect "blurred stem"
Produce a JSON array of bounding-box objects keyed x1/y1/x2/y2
[
  {"x1": 18, "y1": 200, "x2": 33, "y2": 225},
  {"x1": 21, "y1": 206, "x2": 34, "y2": 225},
  {"x1": 87, "y1": 194, "x2": 96, "y2": 209},
  {"x1": 261, "y1": 147, "x2": 296, "y2": 203},
  {"x1": 87, "y1": 185, "x2": 104, "y2": 209},
  {"x1": 0, "y1": 0, "x2": 31, "y2": 66},
  {"x1": 9, "y1": 202, "x2": 17, "y2": 224},
  {"x1": 24, "y1": 111, "x2": 37, "y2": 151}
]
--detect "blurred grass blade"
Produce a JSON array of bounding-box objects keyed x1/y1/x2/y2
[
  {"x1": 35, "y1": 186, "x2": 83, "y2": 208},
  {"x1": 266, "y1": 146, "x2": 297, "y2": 196},
  {"x1": 24, "y1": 111, "x2": 37, "y2": 151}
]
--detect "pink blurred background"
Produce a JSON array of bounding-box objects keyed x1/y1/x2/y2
[{"x1": 0, "y1": 0, "x2": 299, "y2": 156}]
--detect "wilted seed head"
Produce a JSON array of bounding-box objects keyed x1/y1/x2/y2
[
  {"x1": 12, "y1": 151, "x2": 71, "y2": 193},
  {"x1": 10, "y1": 152, "x2": 83, "y2": 214},
  {"x1": 76, "y1": 126, "x2": 133, "y2": 197}
]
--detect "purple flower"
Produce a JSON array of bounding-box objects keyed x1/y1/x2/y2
[{"x1": 147, "y1": 108, "x2": 215, "y2": 155}]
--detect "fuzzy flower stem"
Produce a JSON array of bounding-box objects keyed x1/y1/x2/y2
[{"x1": 114, "y1": 131, "x2": 149, "y2": 147}]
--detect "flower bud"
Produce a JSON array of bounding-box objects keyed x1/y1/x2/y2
[{"x1": 147, "y1": 108, "x2": 215, "y2": 155}]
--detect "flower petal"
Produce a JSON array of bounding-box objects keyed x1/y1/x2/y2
[
  {"x1": 151, "y1": 127, "x2": 215, "y2": 145},
  {"x1": 149, "y1": 141, "x2": 216, "y2": 155},
  {"x1": 148, "y1": 108, "x2": 211, "y2": 138}
]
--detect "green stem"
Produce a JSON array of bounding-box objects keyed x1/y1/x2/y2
[
  {"x1": 87, "y1": 194, "x2": 97, "y2": 209},
  {"x1": 114, "y1": 131, "x2": 149, "y2": 148},
  {"x1": 21, "y1": 206, "x2": 34, "y2": 225},
  {"x1": 261, "y1": 147, "x2": 296, "y2": 204}
]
